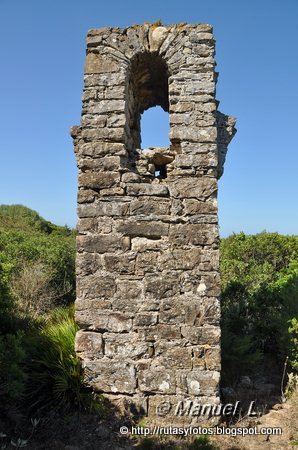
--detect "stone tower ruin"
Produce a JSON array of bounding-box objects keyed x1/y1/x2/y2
[{"x1": 71, "y1": 23, "x2": 236, "y2": 421}]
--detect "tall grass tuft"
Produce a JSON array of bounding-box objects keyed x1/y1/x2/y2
[{"x1": 24, "y1": 306, "x2": 102, "y2": 414}]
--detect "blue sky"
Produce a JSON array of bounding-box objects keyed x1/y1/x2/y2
[{"x1": 0, "y1": 0, "x2": 297, "y2": 236}]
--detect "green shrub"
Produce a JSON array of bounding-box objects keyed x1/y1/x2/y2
[
  {"x1": 0, "y1": 331, "x2": 26, "y2": 403},
  {"x1": 288, "y1": 317, "x2": 298, "y2": 371},
  {"x1": 189, "y1": 436, "x2": 219, "y2": 450},
  {"x1": 0, "y1": 206, "x2": 83, "y2": 418},
  {"x1": 0, "y1": 205, "x2": 76, "y2": 310},
  {"x1": 220, "y1": 232, "x2": 298, "y2": 384},
  {"x1": 221, "y1": 323, "x2": 262, "y2": 386},
  {"x1": 24, "y1": 306, "x2": 101, "y2": 414},
  {"x1": 0, "y1": 253, "x2": 15, "y2": 333},
  {"x1": 0, "y1": 204, "x2": 73, "y2": 237},
  {"x1": 284, "y1": 372, "x2": 298, "y2": 398}
]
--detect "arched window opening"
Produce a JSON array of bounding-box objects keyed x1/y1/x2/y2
[
  {"x1": 140, "y1": 106, "x2": 170, "y2": 149},
  {"x1": 140, "y1": 106, "x2": 170, "y2": 179},
  {"x1": 127, "y1": 52, "x2": 170, "y2": 179},
  {"x1": 128, "y1": 52, "x2": 169, "y2": 151}
]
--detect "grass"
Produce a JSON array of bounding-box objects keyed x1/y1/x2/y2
[{"x1": 23, "y1": 306, "x2": 103, "y2": 415}]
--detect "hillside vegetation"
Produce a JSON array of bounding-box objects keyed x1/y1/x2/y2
[
  {"x1": 0, "y1": 206, "x2": 100, "y2": 427},
  {"x1": 220, "y1": 232, "x2": 298, "y2": 385}
]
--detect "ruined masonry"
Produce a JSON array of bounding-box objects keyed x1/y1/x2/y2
[{"x1": 71, "y1": 23, "x2": 236, "y2": 420}]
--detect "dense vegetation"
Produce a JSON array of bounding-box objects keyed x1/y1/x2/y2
[
  {"x1": 220, "y1": 232, "x2": 298, "y2": 385},
  {"x1": 0, "y1": 205, "x2": 99, "y2": 421},
  {"x1": 0, "y1": 204, "x2": 297, "y2": 440}
]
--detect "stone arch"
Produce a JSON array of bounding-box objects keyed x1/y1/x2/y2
[{"x1": 126, "y1": 52, "x2": 169, "y2": 151}]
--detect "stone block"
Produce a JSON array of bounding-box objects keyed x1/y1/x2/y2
[
  {"x1": 149, "y1": 26, "x2": 169, "y2": 52},
  {"x1": 76, "y1": 142, "x2": 126, "y2": 158},
  {"x1": 198, "y1": 249, "x2": 220, "y2": 272},
  {"x1": 81, "y1": 127, "x2": 125, "y2": 141},
  {"x1": 134, "y1": 312, "x2": 158, "y2": 327},
  {"x1": 189, "y1": 32, "x2": 214, "y2": 42},
  {"x1": 135, "y1": 251, "x2": 160, "y2": 274},
  {"x1": 77, "y1": 156, "x2": 124, "y2": 171},
  {"x1": 196, "y1": 272, "x2": 221, "y2": 297},
  {"x1": 159, "y1": 296, "x2": 204, "y2": 325},
  {"x1": 154, "y1": 342, "x2": 192, "y2": 369},
  {"x1": 145, "y1": 274, "x2": 179, "y2": 299},
  {"x1": 129, "y1": 198, "x2": 171, "y2": 216},
  {"x1": 168, "y1": 177, "x2": 217, "y2": 200},
  {"x1": 75, "y1": 330, "x2": 103, "y2": 357},
  {"x1": 85, "y1": 359, "x2": 137, "y2": 394},
  {"x1": 78, "y1": 201, "x2": 129, "y2": 218},
  {"x1": 158, "y1": 248, "x2": 201, "y2": 270},
  {"x1": 193, "y1": 346, "x2": 221, "y2": 370},
  {"x1": 169, "y1": 224, "x2": 218, "y2": 246},
  {"x1": 77, "y1": 273, "x2": 116, "y2": 299},
  {"x1": 175, "y1": 154, "x2": 217, "y2": 168},
  {"x1": 121, "y1": 172, "x2": 142, "y2": 183},
  {"x1": 131, "y1": 237, "x2": 168, "y2": 252},
  {"x1": 126, "y1": 183, "x2": 169, "y2": 197},
  {"x1": 100, "y1": 187, "x2": 125, "y2": 196},
  {"x1": 104, "y1": 333, "x2": 153, "y2": 359},
  {"x1": 77, "y1": 234, "x2": 130, "y2": 254},
  {"x1": 78, "y1": 172, "x2": 120, "y2": 189},
  {"x1": 77, "y1": 189, "x2": 97, "y2": 204},
  {"x1": 138, "y1": 324, "x2": 181, "y2": 342},
  {"x1": 84, "y1": 52, "x2": 121, "y2": 73},
  {"x1": 104, "y1": 252, "x2": 136, "y2": 274},
  {"x1": 116, "y1": 280, "x2": 143, "y2": 299},
  {"x1": 96, "y1": 217, "x2": 114, "y2": 234},
  {"x1": 170, "y1": 102, "x2": 194, "y2": 113},
  {"x1": 138, "y1": 367, "x2": 176, "y2": 394},
  {"x1": 117, "y1": 221, "x2": 169, "y2": 238},
  {"x1": 77, "y1": 218, "x2": 98, "y2": 234},
  {"x1": 176, "y1": 370, "x2": 219, "y2": 396},
  {"x1": 80, "y1": 114, "x2": 106, "y2": 128},
  {"x1": 183, "y1": 199, "x2": 217, "y2": 215},
  {"x1": 106, "y1": 114, "x2": 126, "y2": 127},
  {"x1": 83, "y1": 73, "x2": 126, "y2": 88},
  {"x1": 181, "y1": 326, "x2": 220, "y2": 346},
  {"x1": 76, "y1": 252, "x2": 104, "y2": 276},
  {"x1": 86, "y1": 312, "x2": 133, "y2": 332},
  {"x1": 180, "y1": 142, "x2": 217, "y2": 154},
  {"x1": 85, "y1": 99, "x2": 125, "y2": 114}
]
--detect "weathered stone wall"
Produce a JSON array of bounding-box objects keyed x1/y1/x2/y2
[{"x1": 71, "y1": 23, "x2": 236, "y2": 422}]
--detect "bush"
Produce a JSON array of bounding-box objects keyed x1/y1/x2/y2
[
  {"x1": 221, "y1": 323, "x2": 262, "y2": 386},
  {"x1": 0, "y1": 204, "x2": 73, "y2": 237},
  {"x1": 0, "y1": 331, "x2": 26, "y2": 404},
  {"x1": 0, "y1": 205, "x2": 76, "y2": 310},
  {"x1": 189, "y1": 436, "x2": 219, "y2": 449},
  {"x1": 0, "y1": 206, "x2": 92, "y2": 420},
  {"x1": 10, "y1": 259, "x2": 72, "y2": 317},
  {"x1": 220, "y1": 232, "x2": 298, "y2": 384},
  {"x1": 288, "y1": 317, "x2": 298, "y2": 371},
  {"x1": 23, "y1": 307, "x2": 101, "y2": 414},
  {"x1": 0, "y1": 253, "x2": 15, "y2": 333},
  {"x1": 0, "y1": 230, "x2": 75, "y2": 307}
]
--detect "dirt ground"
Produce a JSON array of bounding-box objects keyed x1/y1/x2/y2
[
  {"x1": 1, "y1": 390, "x2": 298, "y2": 449},
  {"x1": 212, "y1": 390, "x2": 298, "y2": 450}
]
